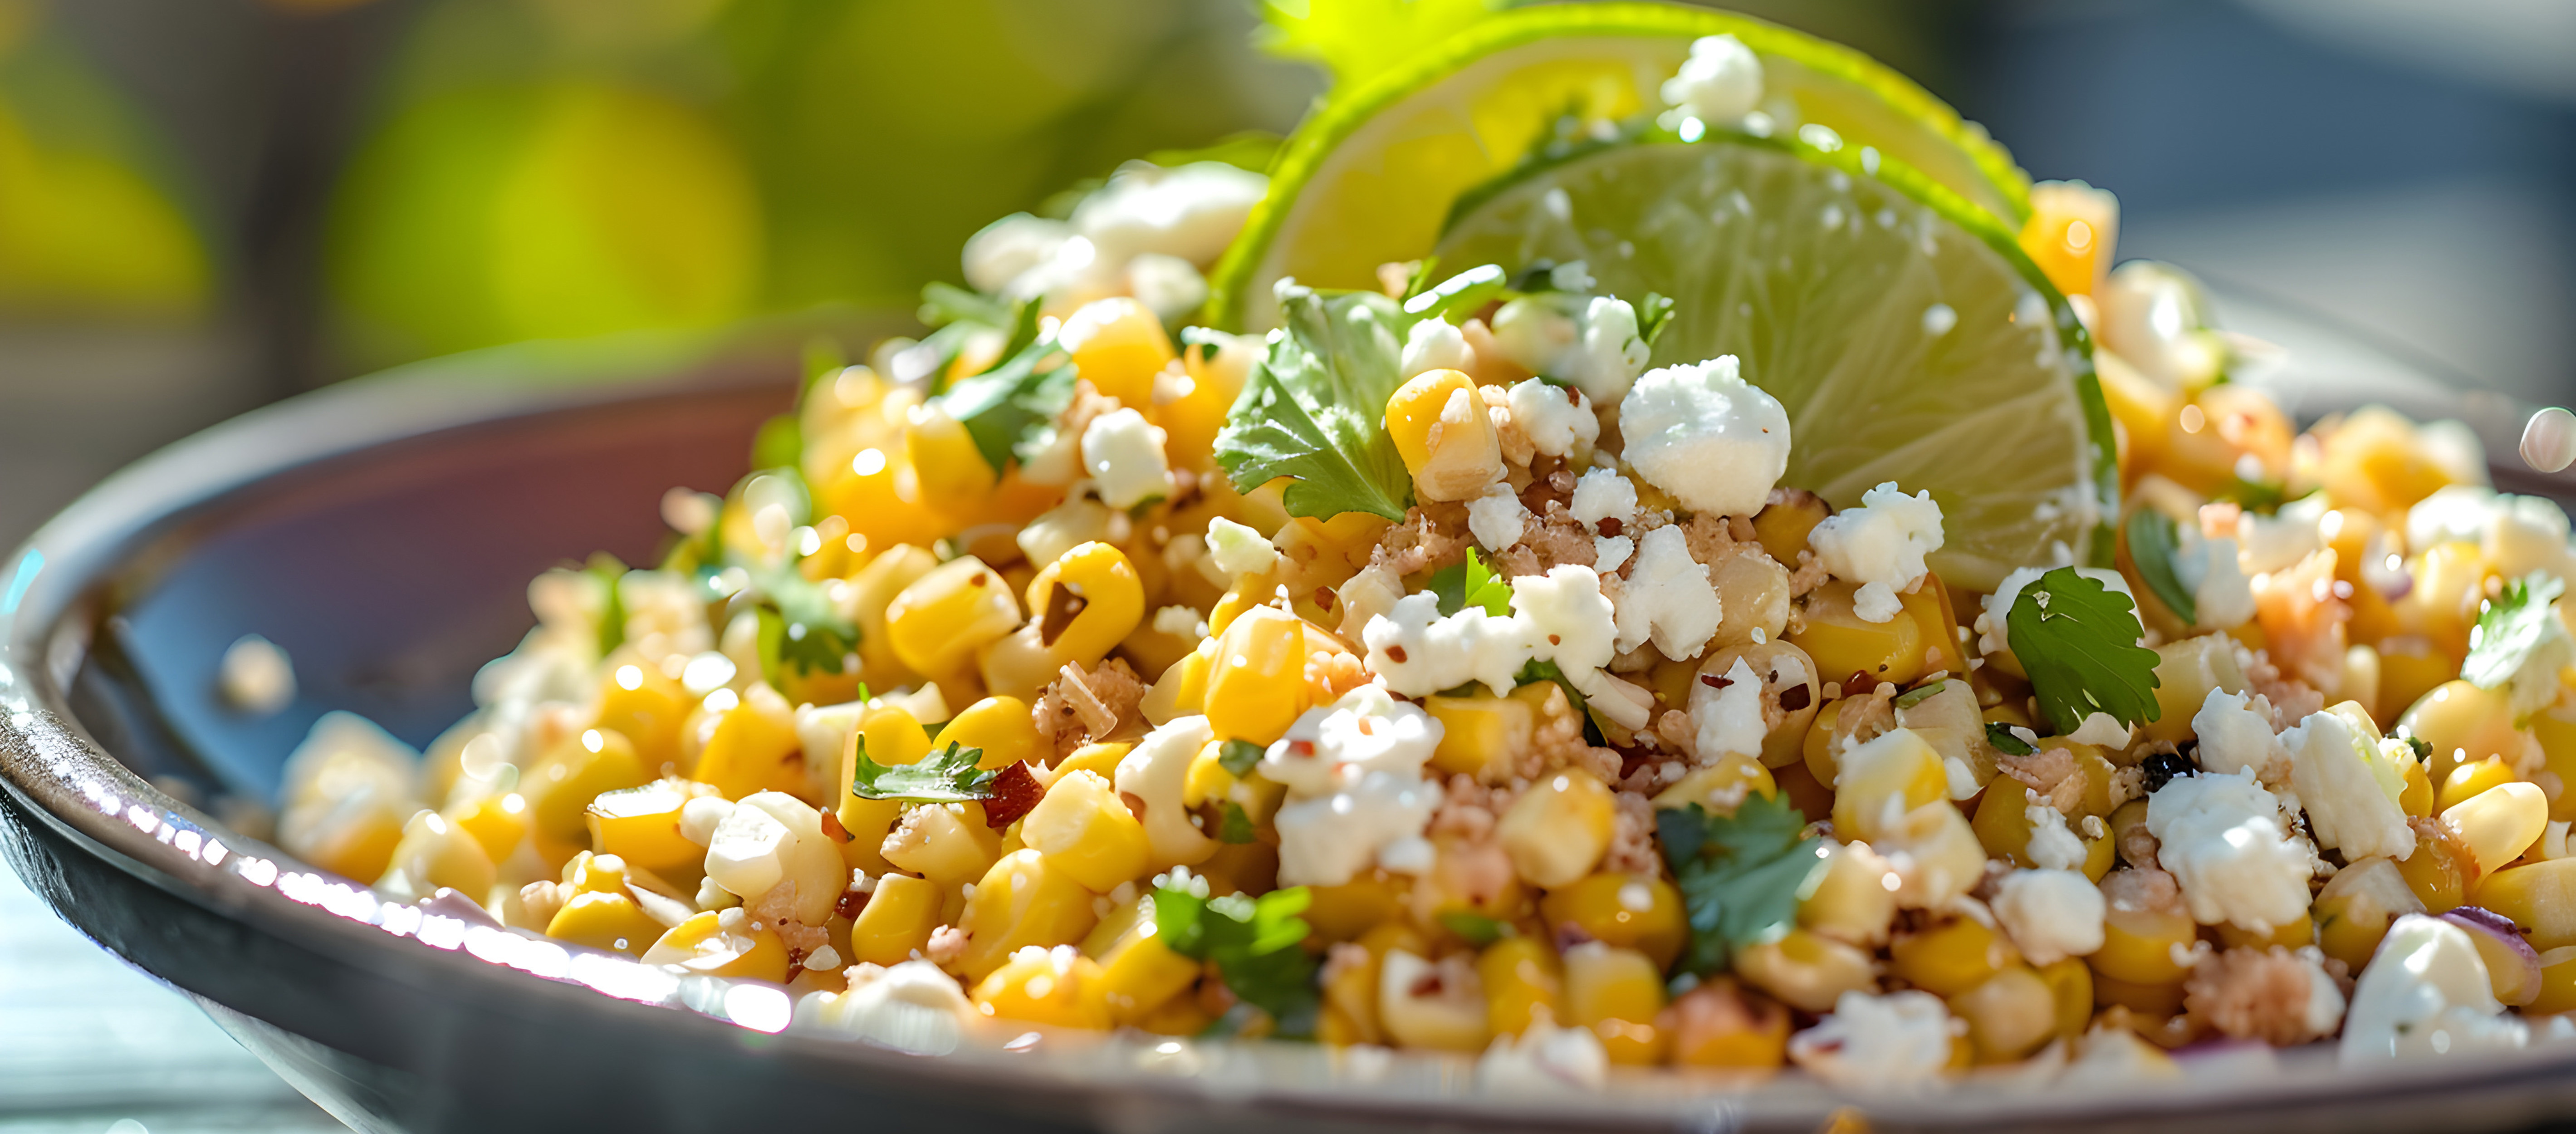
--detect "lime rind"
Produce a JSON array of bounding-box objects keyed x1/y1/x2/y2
[{"x1": 1209, "y1": 1, "x2": 2030, "y2": 330}]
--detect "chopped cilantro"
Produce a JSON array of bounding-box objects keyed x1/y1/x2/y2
[
  {"x1": 1658, "y1": 794, "x2": 1830, "y2": 975},
  {"x1": 1635, "y1": 291, "x2": 1676, "y2": 347},
  {"x1": 1254, "y1": 0, "x2": 1503, "y2": 99},
  {"x1": 1154, "y1": 882, "x2": 1319, "y2": 1036},
  {"x1": 1214, "y1": 283, "x2": 1415, "y2": 521},
  {"x1": 1427, "y1": 547, "x2": 1513, "y2": 617},
  {"x1": 1985, "y1": 721, "x2": 2036, "y2": 756},
  {"x1": 2464, "y1": 572, "x2": 2567, "y2": 690},
  {"x1": 2401, "y1": 735, "x2": 2433, "y2": 762},
  {"x1": 2124, "y1": 508, "x2": 2197, "y2": 626},
  {"x1": 584, "y1": 553, "x2": 627, "y2": 657},
  {"x1": 927, "y1": 325, "x2": 1078, "y2": 474},
  {"x1": 1217, "y1": 738, "x2": 1267, "y2": 779},
  {"x1": 1516, "y1": 658, "x2": 1607, "y2": 747},
  {"x1": 851, "y1": 741, "x2": 994, "y2": 804},
  {"x1": 750, "y1": 564, "x2": 859, "y2": 678},
  {"x1": 1438, "y1": 910, "x2": 1512, "y2": 946},
  {"x1": 1218, "y1": 801, "x2": 1258, "y2": 844},
  {"x1": 2006, "y1": 567, "x2": 2163, "y2": 735}
]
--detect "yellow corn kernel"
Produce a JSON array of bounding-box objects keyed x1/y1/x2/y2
[
  {"x1": 1972, "y1": 778, "x2": 2036, "y2": 863},
  {"x1": 1948, "y1": 966, "x2": 2057, "y2": 1063},
  {"x1": 1751, "y1": 490, "x2": 1828, "y2": 565},
  {"x1": 1424, "y1": 692, "x2": 1535, "y2": 781},
  {"x1": 1477, "y1": 936, "x2": 1563, "y2": 1037},
  {"x1": 1497, "y1": 770, "x2": 1616, "y2": 888},
  {"x1": 2215, "y1": 912, "x2": 2316, "y2": 951},
  {"x1": 1787, "y1": 579, "x2": 1927, "y2": 689},
  {"x1": 903, "y1": 403, "x2": 999, "y2": 513},
  {"x1": 2537, "y1": 707, "x2": 2576, "y2": 822},
  {"x1": 880, "y1": 802, "x2": 1004, "y2": 888},
  {"x1": 1383, "y1": 368, "x2": 1503, "y2": 502},
  {"x1": 885, "y1": 556, "x2": 1022, "y2": 678},
  {"x1": 1377, "y1": 949, "x2": 1492, "y2": 1052},
  {"x1": 1662, "y1": 977, "x2": 1790, "y2": 1069},
  {"x1": 2444, "y1": 782, "x2": 2548, "y2": 876},
  {"x1": 1538, "y1": 873, "x2": 1685, "y2": 969},
  {"x1": 847, "y1": 544, "x2": 940, "y2": 691},
  {"x1": 1325, "y1": 922, "x2": 1428, "y2": 1045},
  {"x1": 1021, "y1": 770, "x2": 1152, "y2": 892},
  {"x1": 1798, "y1": 842, "x2": 1900, "y2": 947},
  {"x1": 1093, "y1": 921, "x2": 1202, "y2": 1026},
  {"x1": 955, "y1": 849, "x2": 1101, "y2": 982},
  {"x1": 836, "y1": 704, "x2": 934, "y2": 872},
  {"x1": 1027, "y1": 542, "x2": 1148, "y2": 666},
  {"x1": 1043, "y1": 741, "x2": 1131, "y2": 790},
  {"x1": 2142, "y1": 633, "x2": 2253, "y2": 743},
  {"x1": 2439, "y1": 757, "x2": 2519, "y2": 814},
  {"x1": 2091, "y1": 972, "x2": 2185, "y2": 1017},
  {"x1": 2091, "y1": 897, "x2": 2195, "y2": 987},
  {"x1": 2530, "y1": 947, "x2": 2576, "y2": 1015},
  {"x1": 1202, "y1": 606, "x2": 1321, "y2": 746},
  {"x1": 849, "y1": 874, "x2": 943, "y2": 967},
  {"x1": 596, "y1": 658, "x2": 691, "y2": 771},
  {"x1": 1890, "y1": 916, "x2": 2021, "y2": 997},
  {"x1": 971, "y1": 945, "x2": 1113, "y2": 1030},
  {"x1": 1561, "y1": 942, "x2": 1667, "y2": 1065},
  {"x1": 1732, "y1": 928, "x2": 1877, "y2": 1013},
  {"x1": 1652, "y1": 753, "x2": 1778, "y2": 815},
  {"x1": 691, "y1": 684, "x2": 806, "y2": 802},
  {"x1": 646, "y1": 909, "x2": 790, "y2": 980},
  {"x1": 2474, "y1": 858, "x2": 2576, "y2": 951},
  {"x1": 1801, "y1": 697, "x2": 1847, "y2": 786},
  {"x1": 1059, "y1": 297, "x2": 1173, "y2": 407},
  {"x1": 1306, "y1": 871, "x2": 1411, "y2": 944},
  {"x1": 444, "y1": 791, "x2": 529, "y2": 865},
  {"x1": 933, "y1": 697, "x2": 1046, "y2": 771},
  {"x1": 2398, "y1": 679, "x2": 2520, "y2": 786},
  {"x1": 1138, "y1": 644, "x2": 1210, "y2": 727},
  {"x1": 2036, "y1": 957, "x2": 2093, "y2": 1040},
  {"x1": 2400, "y1": 756, "x2": 2436, "y2": 818},
  {"x1": 375, "y1": 810, "x2": 497, "y2": 902},
  {"x1": 2019, "y1": 180, "x2": 2118, "y2": 298},
  {"x1": 547, "y1": 889, "x2": 667, "y2": 957},
  {"x1": 1831, "y1": 728, "x2": 1949, "y2": 844},
  {"x1": 522, "y1": 727, "x2": 651, "y2": 848},
  {"x1": 585, "y1": 778, "x2": 710, "y2": 874},
  {"x1": 2392, "y1": 547, "x2": 2490, "y2": 666},
  {"x1": 2313, "y1": 856, "x2": 2424, "y2": 971}
]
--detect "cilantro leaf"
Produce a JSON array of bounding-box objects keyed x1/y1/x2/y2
[
  {"x1": 1214, "y1": 283, "x2": 1414, "y2": 521},
  {"x1": 1217, "y1": 739, "x2": 1267, "y2": 779},
  {"x1": 1635, "y1": 291, "x2": 1676, "y2": 347},
  {"x1": 584, "y1": 553, "x2": 627, "y2": 658},
  {"x1": 929, "y1": 330, "x2": 1078, "y2": 474},
  {"x1": 2125, "y1": 508, "x2": 2196, "y2": 626},
  {"x1": 2007, "y1": 567, "x2": 2163, "y2": 735},
  {"x1": 1427, "y1": 547, "x2": 1513, "y2": 617},
  {"x1": 1439, "y1": 910, "x2": 1511, "y2": 946},
  {"x1": 2464, "y1": 572, "x2": 2568, "y2": 690},
  {"x1": 1516, "y1": 658, "x2": 1606, "y2": 747},
  {"x1": 1154, "y1": 882, "x2": 1319, "y2": 1036},
  {"x1": 1254, "y1": 0, "x2": 1503, "y2": 98},
  {"x1": 750, "y1": 564, "x2": 859, "y2": 677},
  {"x1": 1218, "y1": 801, "x2": 1258, "y2": 844},
  {"x1": 1657, "y1": 794, "x2": 1829, "y2": 975},
  {"x1": 852, "y1": 741, "x2": 995, "y2": 804},
  {"x1": 1985, "y1": 721, "x2": 2036, "y2": 756}
]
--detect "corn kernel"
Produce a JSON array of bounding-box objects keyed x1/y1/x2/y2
[
  {"x1": 1059, "y1": 297, "x2": 1173, "y2": 407},
  {"x1": 2035, "y1": 957, "x2": 2092, "y2": 1040},
  {"x1": 1538, "y1": 872, "x2": 1685, "y2": 969},
  {"x1": 1798, "y1": 841, "x2": 1900, "y2": 947},
  {"x1": 2444, "y1": 781, "x2": 2548, "y2": 876},
  {"x1": 847, "y1": 544, "x2": 941, "y2": 691},
  {"x1": 444, "y1": 790, "x2": 529, "y2": 866},
  {"x1": 2398, "y1": 815, "x2": 2478, "y2": 912},
  {"x1": 972, "y1": 946, "x2": 1113, "y2": 1030},
  {"x1": 1561, "y1": 942, "x2": 1667, "y2": 1065},
  {"x1": 1091, "y1": 908, "x2": 1202, "y2": 1026},
  {"x1": 1477, "y1": 936, "x2": 1563, "y2": 1037},
  {"x1": 547, "y1": 889, "x2": 666, "y2": 957},
  {"x1": 2398, "y1": 679, "x2": 2520, "y2": 786},
  {"x1": 1202, "y1": 607, "x2": 1327, "y2": 746},
  {"x1": 1733, "y1": 928, "x2": 1876, "y2": 1013},
  {"x1": 1662, "y1": 977, "x2": 1790, "y2": 1069},
  {"x1": 691, "y1": 684, "x2": 807, "y2": 802},
  {"x1": 849, "y1": 873, "x2": 943, "y2": 967},
  {"x1": 2474, "y1": 857, "x2": 2576, "y2": 951},
  {"x1": 933, "y1": 696, "x2": 1047, "y2": 771},
  {"x1": 1651, "y1": 753, "x2": 1777, "y2": 815},
  {"x1": 1751, "y1": 491, "x2": 1828, "y2": 565},
  {"x1": 1497, "y1": 771, "x2": 1616, "y2": 888},
  {"x1": 2091, "y1": 897, "x2": 2194, "y2": 987},
  {"x1": 878, "y1": 801, "x2": 1004, "y2": 888},
  {"x1": 1788, "y1": 580, "x2": 1927, "y2": 689},
  {"x1": 1384, "y1": 369, "x2": 1503, "y2": 502},
  {"x1": 522, "y1": 727, "x2": 651, "y2": 849},
  {"x1": 836, "y1": 704, "x2": 934, "y2": 873},
  {"x1": 585, "y1": 778, "x2": 711, "y2": 874},
  {"x1": 1831, "y1": 728, "x2": 1949, "y2": 844},
  {"x1": 885, "y1": 556, "x2": 1022, "y2": 678},
  {"x1": 375, "y1": 810, "x2": 496, "y2": 903},
  {"x1": 1424, "y1": 693, "x2": 1535, "y2": 781},
  {"x1": 2400, "y1": 755, "x2": 2436, "y2": 818},
  {"x1": 2439, "y1": 757, "x2": 2519, "y2": 814},
  {"x1": 1305, "y1": 872, "x2": 1411, "y2": 943},
  {"x1": 2529, "y1": 947, "x2": 2576, "y2": 1015},
  {"x1": 596, "y1": 658, "x2": 691, "y2": 771},
  {"x1": 1891, "y1": 916, "x2": 2021, "y2": 997},
  {"x1": 2020, "y1": 181, "x2": 2117, "y2": 298},
  {"x1": 2313, "y1": 856, "x2": 2424, "y2": 971},
  {"x1": 1021, "y1": 770, "x2": 1152, "y2": 892},
  {"x1": 1949, "y1": 966, "x2": 2056, "y2": 1063},
  {"x1": 955, "y1": 849, "x2": 1101, "y2": 981}
]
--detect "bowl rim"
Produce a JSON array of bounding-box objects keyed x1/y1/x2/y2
[{"x1": 7, "y1": 314, "x2": 2576, "y2": 1133}]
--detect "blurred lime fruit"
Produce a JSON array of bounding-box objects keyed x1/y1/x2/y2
[
  {"x1": 1209, "y1": 1, "x2": 2027, "y2": 331},
  {"x1": 0, "y1": 103, "x2": 206, "y2": 317},
  {"x1": 1434, "y1": 135, "x2": 2108, "y2": 589}
]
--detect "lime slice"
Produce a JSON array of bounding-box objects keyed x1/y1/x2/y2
[
  {"x1": 1210, "y1": 2, "x2": 2027, "y2": 332},
  {"x1": 1434, "y1": 136, "x2": 2111, "y2": 590}
]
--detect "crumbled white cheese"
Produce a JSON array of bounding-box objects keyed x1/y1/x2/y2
[
  {"x1": 2194, "y1": 689, "x2": 2290, "y2": 782},
  {"x1": 1477, "y1": 1017, "x2": 1610, "y2": 1091},
  {"x1": 2409, "y1": 485, "x2": 2498, "y2": 550},
  {"x1": 1618, "y1": 355, "x2": 1792, "y2": 517},
  {"x1": 1975, "y1": 566, "x2": 2132, "y2": 659},
  {"x1": 1362, "y1": 593, "x2": 1530, "y2": 698},
  {"x1": 1569, "y1": 467, "x2": 1638, "y2": 530},
  {"x1": 2282, "y1": 709, "x2": 2415, "y2": 861},
  {"x1": 1263, "y1": 687, "x2": 1445, "y2": 886},
  {"x1": 2341, "y1": 914, "x2": 2527, "y2": 1063},
  {"x1": 1659, "y1": 34, "x2": 1764, "y2": 125},
  {"x1": 2170, "y1": 528, "x2": 2256, "y2": 630},
  {"x1": 2498, "y1": 590, "x2": 2576, "y2": 717},
  {"x1": 792, "y1": 959, "x2": 979, "y2": 1055},
  {"x1": 679, "y1": 796, "x2": 734, "y2": 848},
  {"x1": 1809, "y1": 483, "x2": 1944, "y2": 624},
  {"x1": 1490, "y1": 295, "x2": 1651, "y2": 404},
  {"x1": 1506, "y1": 377, "x2": 1598, "y2": 457},
  {"x1": 1403, "y1": 316, "x2": 1475, "y2": 379},
  {"x1": 961, "y1": 213, "x2": 1072, "y2": 294},
  {"x1": 2238, "y1": 493, "x2": 2329, "y2": 576},
  {"x1": 1991, "y1": 868, "x2": 2105, "y2": 965},
  {"x1": 704, "y1": 800, "x2": 792, "y2": 898},
  {"x1": 2298, "y1": 949, "x2": 2350, "y2": 1040},
  {"x1": 2145, "y1": 769, "x2": 2313, "y2": 931},
  {"x1": 1788, "y1": 990, "x2": 1960, "y2": 1092},
  {"x1": 1203, "y1": 515, "x2": 1278, "y2": 578},
  {"x1": 1125, "y1": 252, "x2": 1206, "y2": 321},
  {"x1": 1117, "y1": 716, "x2": 1220, "y2": 866},
  {"x1": 1691, "y1": 657, "x2": 1766, "y2": 760},
  {"x1": 1611, "y1": 525, "x2": 1724, "y2": 658},
  {"x1": 1512, "y1": 565, "x2": 1619, "y2": 674},
  {"x1": 1467, "y1": 481, "x2": 1529, "y2": 551},
  {"x1": 1070, "y1": 160, "x2": 1268, "y2": 267},
  {"x1": 1593, "y1": 535, "x2": 1634, "y2": 574},
  {"x1": 1080, "y1": 407, "x2": 1173, "y2": 509},
  {"x1": 2025, "y1": 801, "x2": 2086, "y2": 871}
]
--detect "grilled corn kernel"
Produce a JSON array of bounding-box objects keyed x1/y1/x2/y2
[
  {"x1": 2398, "y1": 815, "x2": 2477, "y2": 913},
  {"x1": 2398, "y1": 680, "x2": 2522, "y2": 786},
  {"x1": 1788, "y1": 579, "x2": 1928, "y2": 689},
  {"x1": 904, "y1": 403, "x2": 999, "y2": 512},
  {"x1": 1949, "y1": 966, "x2": 2057, "y2": 1063},
  {"x1": 1751, "y1": 490, "x2": 1829, "y2": 565},
  {"x1": 1202, "y1": 606, "x2": 1321, "y2": 746},
  {"x1": 1652, "y1": 753, "x2": 1778, "y2": 815},
  {"x1": 1478, "y1": 936, "x2": 1564, "y2": 1037},
  {"x1": 933, "y1": 697, "x2": 1046, "y2": 771},
  {"x1": 1891, "y1": 916, "x2": 2022, "y2": 997},
  {"x1": 1798, "y1": 841, "x2": 1900, "y2": 947},
  {"x1": 1424, "y1": 692, "x2": 1535, "y2": 782},
  {"x1": 836, "y1": 704, "x2": 934, "y2": 873},
  {"x1": 847, "y1": 544, "x2": 940, "y2": 690},
  {"x1": 1027, "y1": 542, "x2": 1148, "y2": 666},
  {"x1": 2473, "y1": 858, "x2": 2576, "y2": 951},
  {"x1": 1561, "y1": 942, "x2": 1667, "y2": 1065},
  {"x1": 1663, "y1": 977, "x2": 1790, "y2": 1070},
  {"x1": 2091, "y1": 894, "x2": 2195, "y2": 987},
  {"x1": 2439, "y1": 757, "x2": 2518, "y2": 814},
  {"x1": 878, "y1": 801, "x2": 1004, "y2": 888},
  {"x1": 885, "y1": 556, "x2": 1023, "y2": 678},
  {"x1": 1377, "y1": 949, "x2": 1491, "y2": 1052},
  {"x1": 1733, "y1": 928, "x2": 1877, "y2": 1013},
  {"x1": 1059, "y1": 297, "x2": 1173, "y2": 407},
  {"x1": 1538, "y1": 872, "x2": 1685, "y2": 969},
  {"x1": 691, "y1": 684, "x2": 807, "y2": 802},
  {"x1": 596, "y1": 658, "x2": 690, "y2": 770},
  {"x1": 955, "y1": 849, "x2": 1101, "y2": 982},
  {"x1": 445, "y1": 790, "x2": 529, "y2": 865},
  {"x1": 1022, "y1": 770, "x2": 1152, "y2": 892},
  {"x1": 2530, "y1": 947, "x2": 2576, "y2": 1015},
  {"x1": 523, "y1": 727, "x2": 651, "y2": 846},
  {"x1": 585, "y1": 778, "x2": 711, "y2": 874},
  {"x1": 1831, "y1": 728, "x2": 1949, "y2": 844},
  {"x1": 2036, "y1": 957, "x2": 2093, "y2": 1039},
  {"x1": 2444, "y1": 781, "x2": 2548, "y2": 876},
  {"x1": 2400, "y1": 756, "x2": 2436, "y2": 818},
  {"x1": 2020, "y1": 180, "x2": 2118, "y2": 298},
  {"x1": 547, "y1": 889, "x2": 666, "y2": 957},
  {"x1": 849, "y1": 873, "x2": 943, "y2": 967},
  {"x1": 1306, "y1": 871, "x2": 1411, "y2": 943},
  {"x1": 375, "y1": 809, "x2": 497, "y2": 903},
  {"x1": 1384, "y1": 369, "x2": 1503, "y2": 502},
  {"x1": 1093, "y1": 920, "x2": 1201, "y2": 1025},
  {"x1": 972, "y1": 945, "x2": 1113, "y2": 1031},
  {"x1": 2313, "y1": 856, "x2": 2424, "y2": 970},
  {"x1": 1497, "y1": 771, "x2": 1616, "y2": 888}
]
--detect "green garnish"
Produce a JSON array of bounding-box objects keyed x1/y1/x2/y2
[
  {"x1": 1214, "y1": 283, "x2": 1415, "y2": 521},
  {"x1": 1891, "y1": 679, "x2": 1947, "y2": 710},
  {"x1": 1217, "y1": 739, "x2": 1267, "y2": 779},
  {"x1": 2006, "y1": 567, "x2": 2163, "y2": 735},
  {"x1": 1427, "y1": 547, "x2": 1513, "y2": 617},
  {"x1": 1658, "y1": 794, "x2": 1829, "y2": 975},
  {"x1": 1634, "y1": 291, "x2": 1676, "y2": 346},
  {"x1": 1985, "y1": 721, "x2": 2037, "y2": 756},
  {"x1": 2401, "y1": 735, "x2": 2433, "y2": 763},
  {"x1": 584, "y1": 553, "x2": 627, "y2": 658},
  {"x1": 850, "y1": 741, "x2": 994, "y2": 804},
  {"x1": 1438, "y1": 910, "x2": 1512, "y2": 946},
  {"x1": 928, "y1": 324, "x2": 1078, "y2": 475},
  {"x1": 751, "y1": 564, "x2": 860, "y2": 678},
  {"x1": 1155, "y1": 881, "x2": 1319, "y2": 1036},
  {"x1": 2464, "y1": 572, "x2": 2567, "y2": 690},
  {"x1": 1218, "y1": 801, "x2": 1259, "y2": 844},
  {"x1": 2124, "y1": 508, "x2": 2197, "y2": 626}
]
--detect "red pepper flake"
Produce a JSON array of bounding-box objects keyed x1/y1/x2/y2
[
  {"x1": 981, "y1": 761, "x2": 1044, "y2": 829},
  {"x1": 1288, "y1": 739, "x2": 1316, "y2": 757},
  {"x1": 1409, "y1": 973, "x2": 1445, "y2": 997},
  {"x1": 1314, "y1": 587, "x2": 1337, "y2": 610},
  {"x1": 1847, "y1": 671, "x2": 1879, "y2": 695},
  {"x1": 1563, "y1": 385, "x2": 1582, "y2": 406},
  {"x1": 1598, "y1": 517, "x2": 1623, "y2": 538},
  {"x1": 836, "y1": 887, "x2": 871, "y2": 921},
  {"x1": 818, "y1": 810, "x2": 853, "y2": 844},
  {"x1": 1700, "y1": 674, "x2": 1734, "y2": 689},
  {"x1": 1386, "y1": 644, "x2": 1409, "y2": 663}
]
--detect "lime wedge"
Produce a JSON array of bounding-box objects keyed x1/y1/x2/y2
[
  {"x1": 1434, "y1": 136, "x2": 2111, "y2": 590},
  {"x1": 1210, "y1": 2, "x2": 2027, "y2": 332}
]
